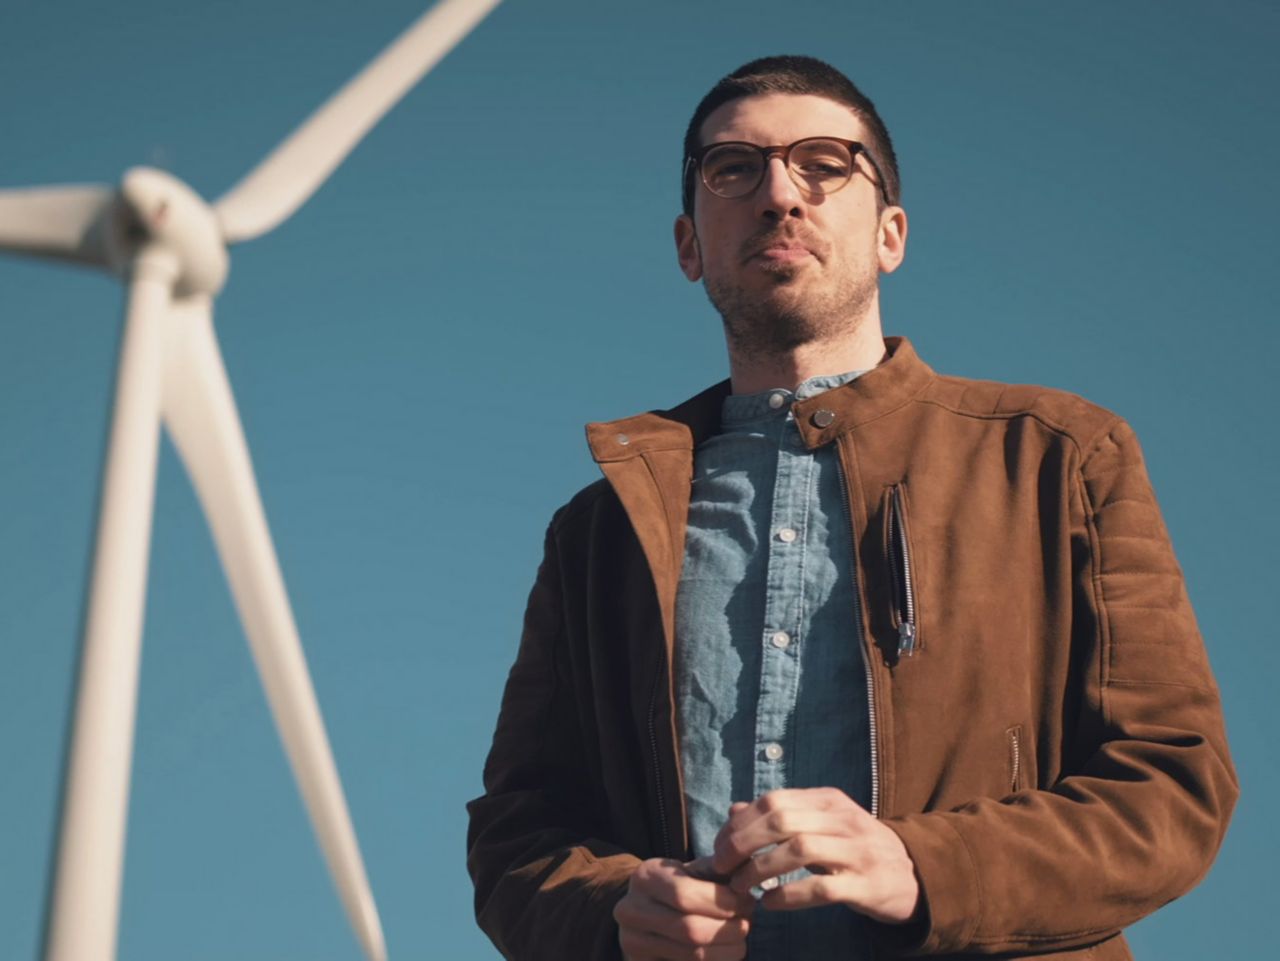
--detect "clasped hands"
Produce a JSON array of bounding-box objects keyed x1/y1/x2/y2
[{"x1": 614, "y1": 787, "x2": 920, "y2": 961}]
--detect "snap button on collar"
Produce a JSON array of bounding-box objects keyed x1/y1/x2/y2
[{"x1": 811, "y1": 409, "x2": 836, "y2": 428}]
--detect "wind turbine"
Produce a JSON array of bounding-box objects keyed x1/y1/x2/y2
[{"x1": 0, "y1": 1, "x2": 504, "y2": 959}]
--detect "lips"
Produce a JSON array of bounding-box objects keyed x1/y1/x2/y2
[
  {"x1": 753, "y1": 244, "x2": 811, "y2": 261},
  {"x1": 743, "y1": 232, "x2": 822, "y2": 264}
]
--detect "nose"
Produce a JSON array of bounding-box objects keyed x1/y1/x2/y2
[{"x1": 753, "y1": 156, "x2": 805, "y2": 221}]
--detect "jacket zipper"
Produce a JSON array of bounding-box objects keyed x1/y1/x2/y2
[
  {"x1": 836, "y1": 455, "x2": 880, "y2": 818},
  {"x1": 647, "y1": 661, "x2": 673, "y2": 857},
  {"x1": 888, "y1": 485, "x2": 917, "y2": 657}
]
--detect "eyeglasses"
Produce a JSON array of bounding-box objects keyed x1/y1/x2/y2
[{"x1": 685, "y1": 136, "x2": 890, "y2": 207}]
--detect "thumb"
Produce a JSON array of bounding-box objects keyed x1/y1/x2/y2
[{"x1": 682, "y1": 855, "x2": 725, "y2": 882}]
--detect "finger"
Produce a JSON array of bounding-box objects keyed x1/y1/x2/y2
[
  {"x1": 712, "y1": 801, "x2": 752, "y2": 870},
  {"x1": 731, "y1": 787, "x2": 858, "y2": 824},
  {"x1": 617, "y1": 900, "x2": 751, "y2": 948},
  {"x1": 628, "y1": 865, "x2": 756, "y2": 920},
  {"x1": 682, "y1": 855, "x2": 731, "y2": 885},
  {"x1": 667, "y1": 914, "x2": 750, "y2": 947},
  {"x1": 757, "y1": 872, "x2": 858, "y2": 912},
  {"x1": 664, "y1": 944, "x2": 747, "y2": 961},
  {"x1": 714, "y1": 805, "x2": 861, "y2": 875},
  {"x1": 713, "y1": 792, "x2": 803, "y2": 848},
  {"x1": 729, "y1": 834, "x2": 858, "y2": 893},
  {"x1": 664, "y1": 874, "x2": 755, "y2": 919},
  {"x1": 713, "y1": 789, "x2": 863, "y2": 860},
  {"x1": 619, "y1": 927, "x2": 686, "y2": 960}
]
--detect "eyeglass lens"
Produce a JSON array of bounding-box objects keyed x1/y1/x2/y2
[{"x1": 701, "y1": 138, "x2": 856, "y2": 198}]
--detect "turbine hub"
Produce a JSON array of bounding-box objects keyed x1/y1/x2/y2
[{"x1": 108, "y1": 167, "x2": 229, "y2": 297}]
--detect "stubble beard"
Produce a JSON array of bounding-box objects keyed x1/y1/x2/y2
[{"x1": 703, "y1": 242, "x2": 880, "y2": 364}]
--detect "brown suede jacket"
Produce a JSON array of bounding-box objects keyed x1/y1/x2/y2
[{"x1": 466, "y1": 337, "x2": 1237, "y2": 960}]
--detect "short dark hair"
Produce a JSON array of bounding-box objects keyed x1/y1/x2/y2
[{"x1": 681, "y1": 55, "x2": 901, "y2": 217}]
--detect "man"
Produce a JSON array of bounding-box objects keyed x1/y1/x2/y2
[{"x1": 466, "y1": 56, "x2": 1237, "y2": 961}]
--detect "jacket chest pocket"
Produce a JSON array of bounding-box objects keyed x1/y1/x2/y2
[{"x1": 883, "y1": 482, "x2": 920, "y2": 657}]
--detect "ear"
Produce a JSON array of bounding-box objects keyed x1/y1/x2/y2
[
  {"x1": 877, "y1": 205, "x2": 908, "y2": 275},
  {"x1": 674, "y1": 213, "x2": 703, "y2": 282}
]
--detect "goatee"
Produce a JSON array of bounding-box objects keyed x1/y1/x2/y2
[{"x1": 704, "y1": 254, "x2": 878, "y2": 362}]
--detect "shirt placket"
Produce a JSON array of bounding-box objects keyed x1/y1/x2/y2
[{"x1": 753, "y1": 411, "x2": 814, "y2": 799}]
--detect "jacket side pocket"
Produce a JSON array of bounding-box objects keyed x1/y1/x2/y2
[{"x1": 1006, "y1": 724, "x2": 1025, "y2": 793}]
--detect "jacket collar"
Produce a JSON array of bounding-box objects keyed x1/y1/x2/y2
[{"x1": 585, "y1": 336, "x2": 935, "y2": 461}]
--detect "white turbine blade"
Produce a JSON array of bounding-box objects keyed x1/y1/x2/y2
[
  {"x1": 44, "y1": 253, "x2": 177, "y2": 961},
  {"x1": 0, "y1": 185, "x2": 115, "y2": 267},
  {"x1": 159, "y1": 298, "x2": 386, "y2": 961},
  {"x1": 214, "y1": 0, "x2": 502, "y2": 244}
]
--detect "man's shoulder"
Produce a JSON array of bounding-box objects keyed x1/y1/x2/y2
[
  {"x1": 547, "y1": 477, "x2": 620, "y2": 536},
  {"x1": 921, "y1": 371, "x2": 1125, "y2": 456},
  {"x1": 545, "y1": 381, "x2": 728, "y2": 542}
]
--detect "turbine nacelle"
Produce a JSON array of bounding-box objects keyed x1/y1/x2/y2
[{"x1": 113, "y1": 167, "x2": 229, "y2": 297}]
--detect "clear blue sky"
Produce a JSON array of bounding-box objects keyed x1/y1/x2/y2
[{"x1": 1, "y1": 1, "x2": 1276, "y2": 957}]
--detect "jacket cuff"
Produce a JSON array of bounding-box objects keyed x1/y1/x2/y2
[{"x1": 878, "y1": 814, "x2": 982, "y2": 955}]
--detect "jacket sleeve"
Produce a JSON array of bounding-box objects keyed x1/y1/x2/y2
[
  {"x1": 466, "y1": 520, "x2": 640, "y2": 961},
  {"x1": 879, "y1": 418, "x2": 1239, "y2": 955}
]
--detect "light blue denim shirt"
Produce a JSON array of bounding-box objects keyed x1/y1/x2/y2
[{"x1": 674, "y1": 370, "x2": 873, "y2": 959}]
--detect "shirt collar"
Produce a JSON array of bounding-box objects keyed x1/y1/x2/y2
[{"x1": 720, "y1": 369, "x2": 867, "y2": 427}]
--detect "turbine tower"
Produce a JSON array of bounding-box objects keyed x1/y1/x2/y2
[{"x1": 0, "y1": 2, "x2": 504, "y2": 959}]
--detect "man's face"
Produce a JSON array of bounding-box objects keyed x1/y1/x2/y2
[{"x1": 675, "y1": 93, "x2": 906, "y2": 358}]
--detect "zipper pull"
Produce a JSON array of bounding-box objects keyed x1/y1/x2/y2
[{"x1": 898, "y1": 621, "x2": 916, "y2": 657}]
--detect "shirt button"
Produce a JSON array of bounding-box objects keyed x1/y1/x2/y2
[
  {"x1": 811, "y1": 409, "x2": 836, "y2": 428},
  {"x1": 776, "y1": 528, "x2": 797, "y2": 543},
  {"x1": 760, "y1": 876, "x2": 781, "y2": 891},
  {"x1": 764, "y1": 742, "x2": 784, "y2": 761},
  {"x1": 768, "y1": 392, "x2": 786, "y2": 409},
  {"x1": 770, "y1": 630, "x2": 791, "y2": 649}
]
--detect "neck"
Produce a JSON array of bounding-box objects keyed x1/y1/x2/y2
[{"x1": 726, "y1": 312, "x2": 887, "y2": 395}]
